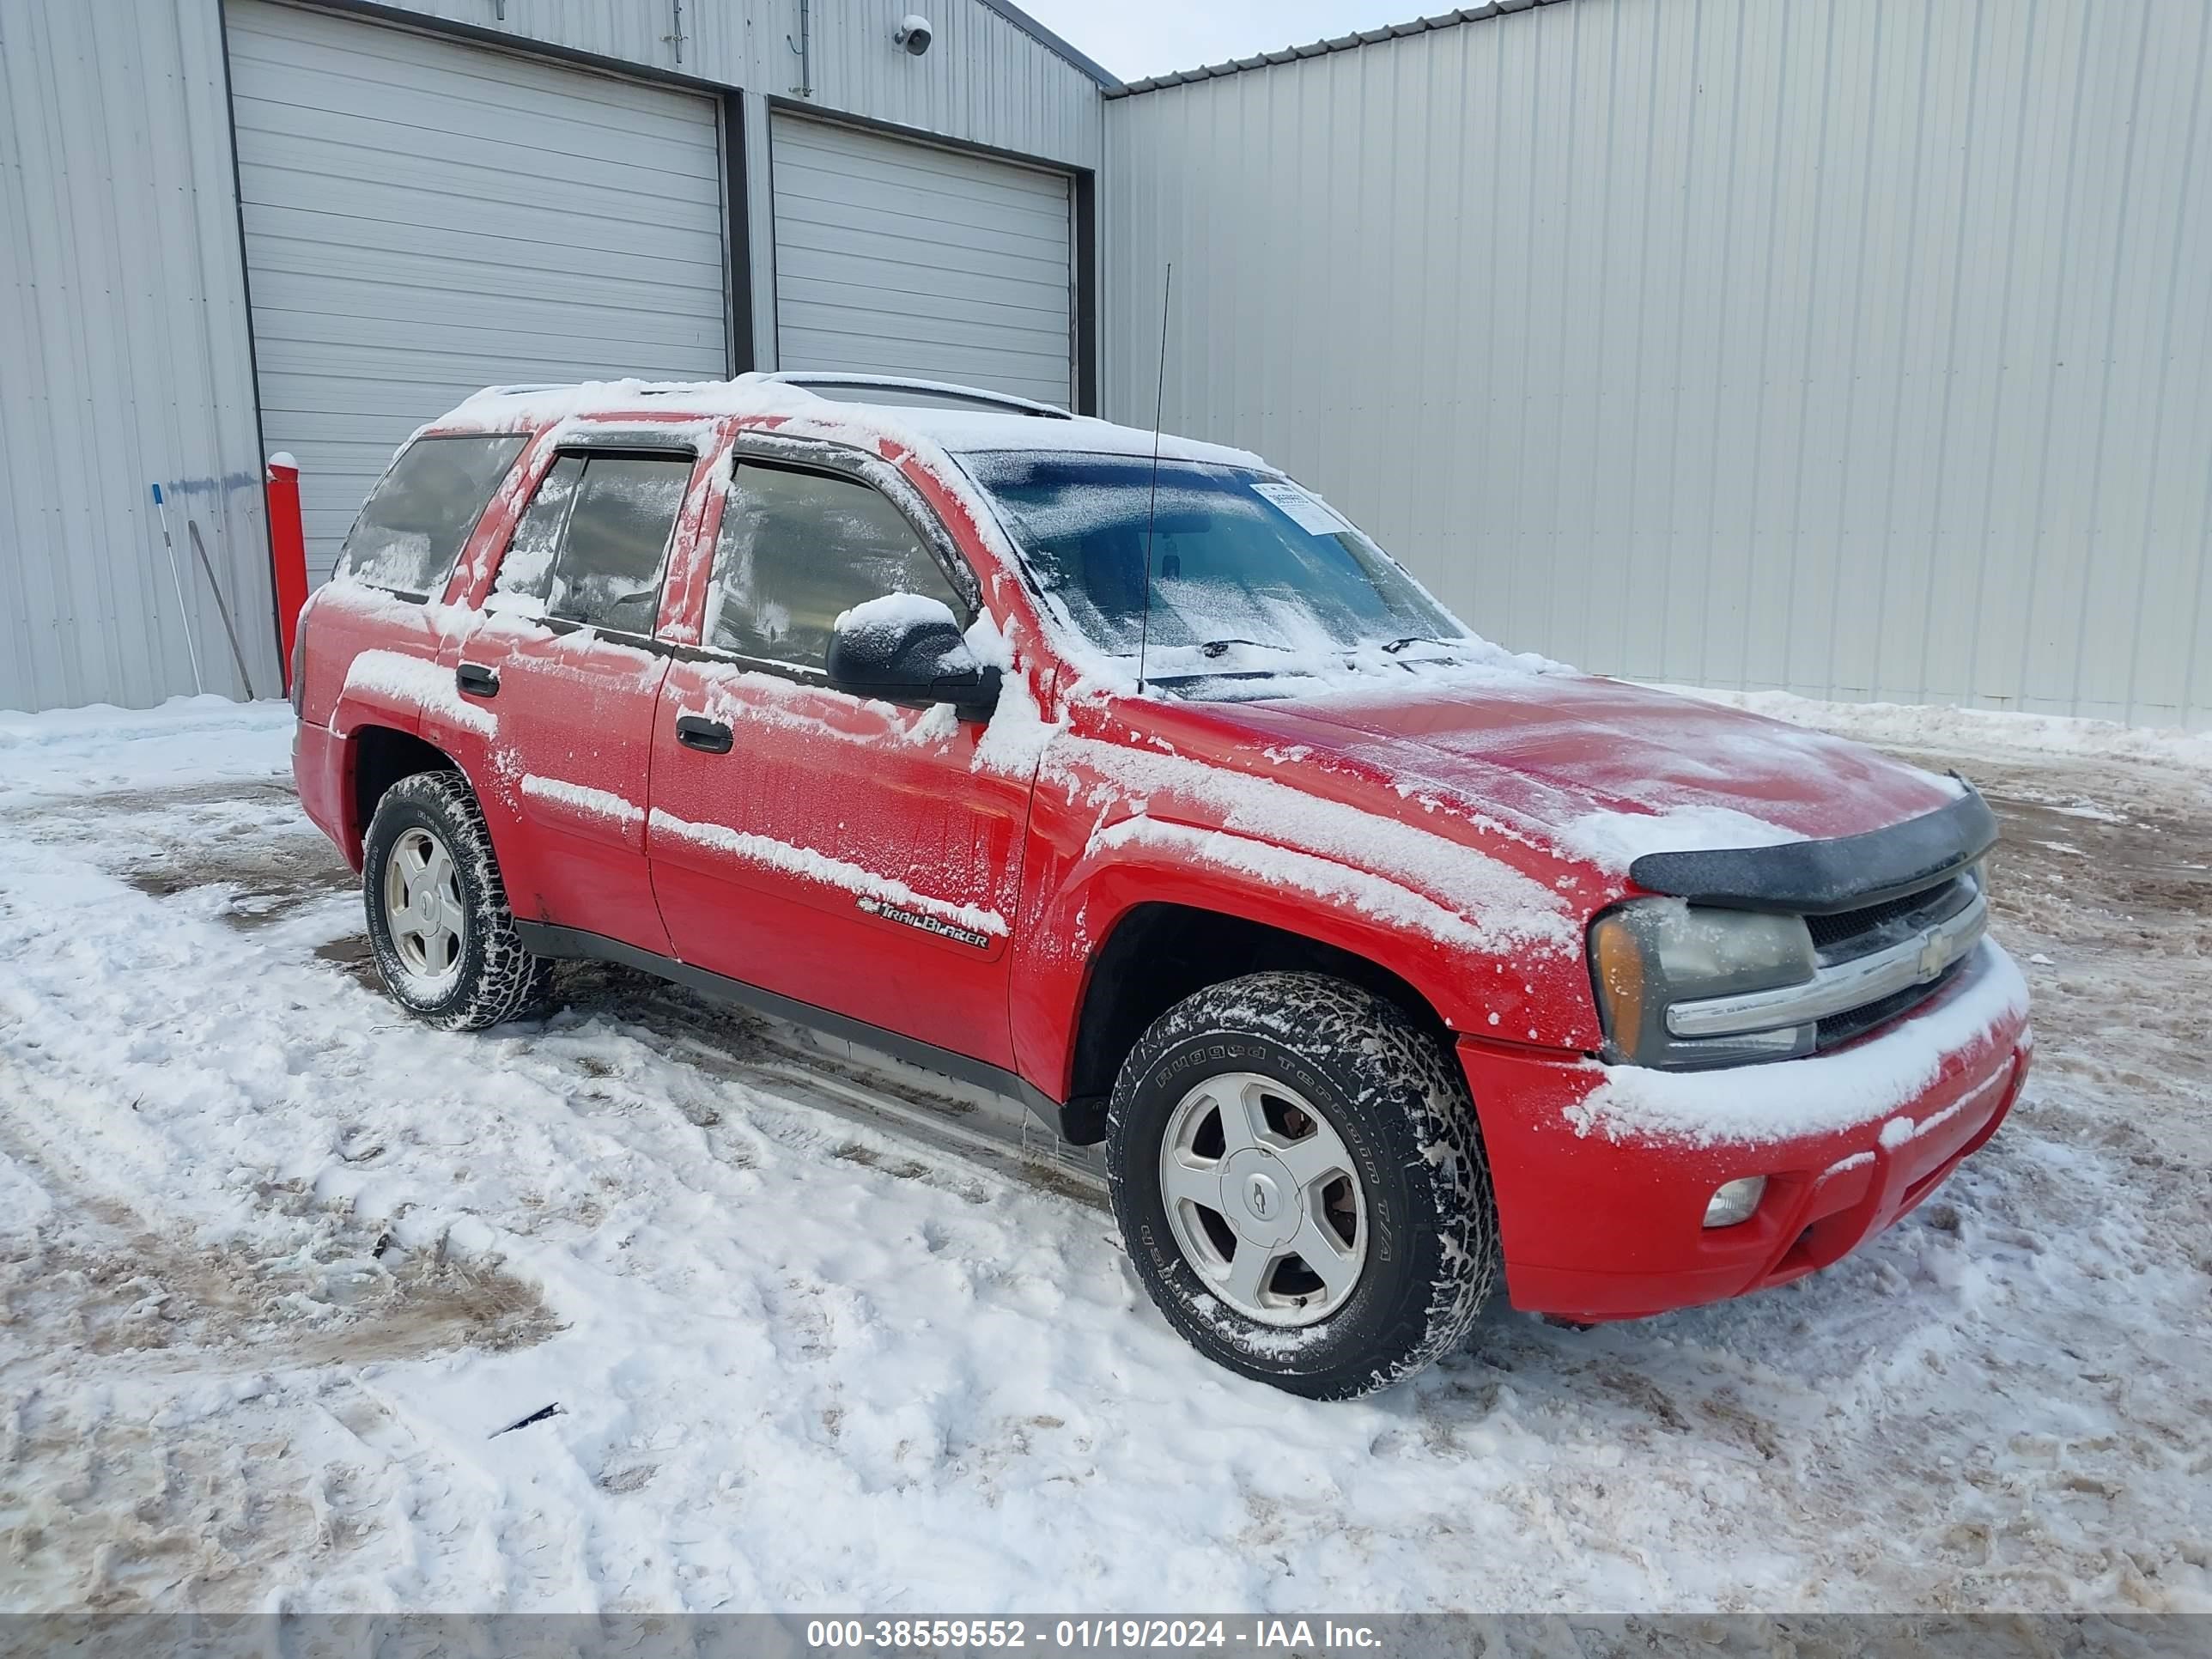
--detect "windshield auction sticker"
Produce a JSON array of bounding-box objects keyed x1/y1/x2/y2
[{"x1": 1249, "y1": 478, "x2": 1355, "y2": 538}]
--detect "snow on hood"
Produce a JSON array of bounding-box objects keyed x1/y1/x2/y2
[{"x1": 1211, "y1": 672, "x2": 1966, "y2": 876}]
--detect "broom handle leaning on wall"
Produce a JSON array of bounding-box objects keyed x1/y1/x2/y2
[
  {"x1": 187, "y1": 518, "x2": 257, "y2": 701},
  {"x1": 149, "y1": 483, "x2": 204, "y2": 696}
]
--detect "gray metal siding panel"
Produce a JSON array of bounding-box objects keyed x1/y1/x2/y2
[
  {"x1": 771, "y1": 112, "x2": 1073, "y2": 406},
  {"x1": 1103, "y1": 0, "x2": 2212, "y2": 730},
  {"x1": 374, "y1": 0, "x2": 1103, "y2": 169},
  {"x1": 228, "y1": 0, "x2": 728, "y2": 583},
  {"x1": 1, "y1": 0, "x2": 274, "y2": 714}
]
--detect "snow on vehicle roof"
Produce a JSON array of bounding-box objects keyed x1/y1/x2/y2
[
  {"x1": 430, "y1": 374, "x2": 1267, "y2": 470},
  {"x1": 883, "y1": 405, "x2": 1267, "y2": 468},
  {"x1": 763, "y1": 370, "x2": 1076, "y2": 417}
]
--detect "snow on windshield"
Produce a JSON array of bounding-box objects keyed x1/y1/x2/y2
[{"x1": 959, "y1": 454, "x2": 1478, "y2": 686}]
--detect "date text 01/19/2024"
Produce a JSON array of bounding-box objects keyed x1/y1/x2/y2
[{"x1": 802, "y1": 1620, "x2": 1383, "y2": 1651}]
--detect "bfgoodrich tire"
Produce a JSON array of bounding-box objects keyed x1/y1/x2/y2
[
  {"x1": 1106, "y1": 972, "x2": 1498, "y2": 1399},
  {"x1": 362, "y1": 769, "x2": 553, "y2": 1031}
]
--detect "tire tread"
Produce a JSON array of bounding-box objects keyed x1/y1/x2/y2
[
  {"x1": 364, "y1": 769, "x2": 553, "y2": 1031},
  {"x1": 1106, "y1": 971, "x2": 1498, "y2": 1399}
]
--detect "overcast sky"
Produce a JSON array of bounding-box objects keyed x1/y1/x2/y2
[{"x1": 1011, "y1": 1, "x2": 1423, "y2": 82}]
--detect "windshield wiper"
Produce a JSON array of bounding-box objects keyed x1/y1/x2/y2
[
  {"x1": 1379, "y1": 635, "x2": 1463, "y2": 655},
  {"x1": 1196, "y1": 636, "x2": 1295, "y2": 659}
]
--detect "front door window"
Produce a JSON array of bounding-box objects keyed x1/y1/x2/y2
[{"x1": 704, "y1": 462, "x2": 967, "y2": 667}]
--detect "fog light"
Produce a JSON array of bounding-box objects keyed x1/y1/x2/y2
[{"x1": 1703, "y1": 1176, "x2": 1767, "y2": 1228}]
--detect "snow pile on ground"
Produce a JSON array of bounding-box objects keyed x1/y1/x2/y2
[
  {"x1": 1650, "y1": 684, "x2": 2212, "y2": 776},
  {"x1": 0, "y1": 695, "x2": 294, "y2": 801},
  {"x1": 1, "y1": 697, "x2": 2207, "y2": 1614}
]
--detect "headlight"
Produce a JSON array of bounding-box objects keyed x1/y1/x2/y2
[{"x1": 1589, "y1": 900, "x2": 1818, "y2": 1069}]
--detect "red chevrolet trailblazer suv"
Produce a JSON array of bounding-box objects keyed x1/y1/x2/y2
[{"x1": 293, "y1": 371, "x2": 2032, "y2": 1398}]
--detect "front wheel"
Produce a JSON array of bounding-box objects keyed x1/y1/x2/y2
[
  {"x1": 362, "y1": 769, "x2": 553, "y2": 1030},
  {"x1": 1106, "y1": 973, "x2": 1498, "y2": 1399}
]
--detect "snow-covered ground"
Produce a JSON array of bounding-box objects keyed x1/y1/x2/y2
[{"x1": 2, "y1": 693, "x2": 2206, "y2": 1613}]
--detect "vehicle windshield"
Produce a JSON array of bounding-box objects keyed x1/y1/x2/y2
[{"x1": 959, "y1": 453, "x2": 1476, "y2": 690}]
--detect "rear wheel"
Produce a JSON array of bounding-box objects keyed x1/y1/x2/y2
[
  {"x1": 1106, "y1": 972, "x2": 1498, "y2": 1398},
  {"x1": 362, "y1": 770, "x2": 552, "y2": 1030}
]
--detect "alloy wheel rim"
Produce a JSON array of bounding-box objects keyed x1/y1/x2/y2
[
  {"x1": 382, "y1": 825, "x2": 465, "y2": 988},
  {"x1": 1158, "y1": 1071, "x2": 1368, "y2": 1327}
]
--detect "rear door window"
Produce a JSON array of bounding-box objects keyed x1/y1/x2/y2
[
  {"x1": 337, "y1": 434, "x2": 527, "y2": 598},
  {"x1": 703, "y1": 463, "x2": 964, "y2": 669},
  {"x1": 490, "y1": 452, "x2": 693, "y2": 634},
  {"x1": 492, "y1": 456, "x2": 584, "y2": 612}
]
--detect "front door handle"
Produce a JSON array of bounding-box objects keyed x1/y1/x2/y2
[
  {"x1": 456, "y1": 662, "x2": 500, "y2": 698},
  {"x1": 675, "y1": 714, "x2": 733, "y2": 754}
]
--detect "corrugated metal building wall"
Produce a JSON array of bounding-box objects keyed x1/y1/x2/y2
[
  {"x1": 1, "y1": 0, "x2": 1105, "y2": 714},
  {"x1": 1102, "y1": 0, "x2": 2212, "y2": 730},
  {"x1": 1, "y1": 0, "x2": 272, "y2": 711}
]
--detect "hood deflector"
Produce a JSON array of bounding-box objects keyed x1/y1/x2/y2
[{"x1": 1628, "y1": 784, "x2": 2000, "y2": 915}]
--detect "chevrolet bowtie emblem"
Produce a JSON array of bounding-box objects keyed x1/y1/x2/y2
[{"x1": 1917, "y1": 930, "x2": 1954, "y2": 981}]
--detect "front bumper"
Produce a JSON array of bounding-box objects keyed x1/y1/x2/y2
[{"x1": 1462, "y1": 940, "x2": 2033, "y2": 1322}]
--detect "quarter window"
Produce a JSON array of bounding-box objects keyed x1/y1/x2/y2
[
  {"x1": 491, "y1": 452, "x2": 693, "y2": 634},
  {"x1": 704, "y1": 463, "x2": 964, "y2": 669},
  {"x1": 337, "y1": 434, "x2": 527, "y2": 597}
]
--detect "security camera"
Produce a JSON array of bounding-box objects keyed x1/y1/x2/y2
[{"x1": 895, "y1": 14, "x2": 933, "y2": 56}]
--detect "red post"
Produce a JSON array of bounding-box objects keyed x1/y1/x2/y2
[{"x1": 266, "y1": 453, "x2": 309, "y2": 694}]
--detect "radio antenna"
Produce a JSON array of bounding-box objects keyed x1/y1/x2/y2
[{"x1": 1135, "y1": 262, "x2": 1171, "y2": 696}]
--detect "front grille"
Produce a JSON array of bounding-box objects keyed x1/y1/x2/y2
[
  {"x1": 1815, "y1": 956, "x2": 1970, "y2": 1049},
  {"x1": 1809, "y1": 872, "x2": 1975, "y2": 963},
  {"x1": 1793, "y1": 866, "x2": 1984, "y2": 1050}
]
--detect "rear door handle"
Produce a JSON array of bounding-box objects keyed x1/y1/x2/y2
[
  {"x1": 675, "y1": 714, "x2": 733, "y2": 754},
  {"x1": 456, "y1": 662, "x2": 500, "y2": 698}
]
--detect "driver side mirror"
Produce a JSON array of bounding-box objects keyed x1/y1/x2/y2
[{"x1": 825, "y1": 594, "x2": 1000, "y2": 720}]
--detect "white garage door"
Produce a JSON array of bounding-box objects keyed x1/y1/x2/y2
[
  {"x1": 771, "y1": 115, "x2": 1073, "y2": 409},
  {"x1": 227, "y1": 1, "x2": 729, "y2": 583}
]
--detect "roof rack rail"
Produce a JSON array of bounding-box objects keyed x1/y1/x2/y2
[{"x1": 766, "y1": 371, "x2": 1074, "y2": 420}]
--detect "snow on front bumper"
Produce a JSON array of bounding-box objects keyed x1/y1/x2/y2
[{"x1": 1460, "y1": 939, "x2": 2033, "y2": 1322}]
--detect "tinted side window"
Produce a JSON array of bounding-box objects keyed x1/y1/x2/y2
[
  {"x1": 489, "y1": 453, "x2": 692, "y2": 633},
  {"x1": 492, "y1": 456, "x2": 583, "y2": 612},
  {"x1": 559, "y1": 458, "x2": 692, "y2": 632},
  {"x1": 705, "y1": 464, "x2": 963, "y2": 669},
  {"x1": 338, "y1": 434, "x2": 527, "y2": 596}
]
